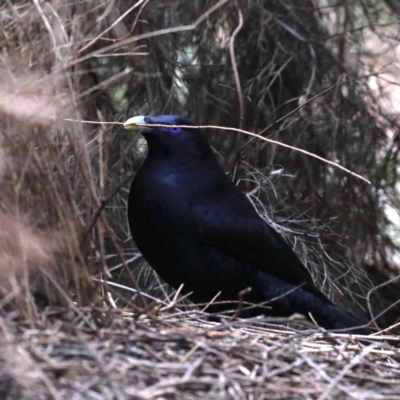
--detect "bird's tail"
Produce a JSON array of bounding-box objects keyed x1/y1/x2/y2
[{"x1": 312, "y1": 302, "x2": 372, "y2": 335}]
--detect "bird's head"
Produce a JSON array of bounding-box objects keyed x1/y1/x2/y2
[{"x1": 124, "y1": 115, "x2": 213, "y2": 159}]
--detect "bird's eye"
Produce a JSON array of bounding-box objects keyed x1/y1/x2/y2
[{"x1": 169, "y1": 126, "x2": 181, "y2": 134}]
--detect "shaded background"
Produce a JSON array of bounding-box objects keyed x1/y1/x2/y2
[{"x1": 1, "y1": 0, "x2": 399, "y2": 328}]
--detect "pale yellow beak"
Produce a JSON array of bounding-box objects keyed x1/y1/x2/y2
[{"x1": 123, "y1": 116, "x2": 146, "y2": 131}]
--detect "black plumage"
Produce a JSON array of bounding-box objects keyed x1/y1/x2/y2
[{"x1": 124, "y1": 114, "x2": 371, "y2": 334}]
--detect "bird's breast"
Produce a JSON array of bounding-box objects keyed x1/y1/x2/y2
[{"x1": 129, "y1": 167, "x2": 194, "y2": 228}]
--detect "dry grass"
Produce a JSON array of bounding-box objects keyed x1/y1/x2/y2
[
  {"x1": 1, "y1": 1, "x2": 400, "y2": 399},
  {"x1": 1, "y1": 308, "x2": 399, "y2": 400}
]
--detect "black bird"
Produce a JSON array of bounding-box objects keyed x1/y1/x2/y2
[{"x1": 124, "y1": 114, "x2": 371, "y2": 334}]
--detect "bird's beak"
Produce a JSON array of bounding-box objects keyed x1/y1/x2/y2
[{"x1": 124, "y1": 116, "x2": 147, "y2": 131}]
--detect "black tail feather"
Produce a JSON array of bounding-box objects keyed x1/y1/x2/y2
[{"x1": 311, "y1": 303, "x2": 373, "y2": 335}]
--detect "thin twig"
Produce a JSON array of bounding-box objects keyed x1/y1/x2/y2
[
  {"x1": 56, "y1": 118, "x2": 370, "y2": 184},
  {"x1": 125, "y1": 123, "x2": 371, "y2": 184},
  {"x1": 69, "y1": 0, "x2": 230, "y2": 67},
  {"x1": 229, "y1": 3, "x2": 245, "y2": 130},
  {"x1": 79, "y1": 0, "x2": 148, "y2": 53}
]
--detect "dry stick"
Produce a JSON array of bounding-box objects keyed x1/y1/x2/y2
[
  {"x1": 256, "y1": 75, "x2": 377, "y2": 138},
  {"x1": 366, "y1": 275, "x2": 400, "y2": 332},
  {"x1": 235, "y1": 72, "x2": 382, "y2": 166},
  {"x1": 69, "y1": 0, "x2": 230, "y2": 67},
  {"x1": 80, "y1": 174, "x2": 134, "y2": 249},
  {"x1": 229, "y1": 3, "x2": 245, "y2": 180},
  {"x1": 317, "y1": 344, "x2": 378, "y2": 400},
  {"x1": 79, "y1": 0, "x2": 148, "y2": 53},
  {"x1": 93, "y1": 52, "x2": 149, "y2": 57},
  {"x1": 229, "y1": 3, "x2": 245, "y2": 131},
  {"x1": 56, "y1": 118, "x2": 370, "y2": 184},
  {"x1": 79, "y1": 171, "x2": 150, "y2": 310},
  {"x1": 53, "y1": 117, "x2": 119, "y2": 125},
  {"x1": 128, "y1": 123, "x2": 371, "y2": 184}
]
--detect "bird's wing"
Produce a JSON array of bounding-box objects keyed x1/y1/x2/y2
[{"x1": 193, "y1": 201, "x2": 327, "y2": 299}]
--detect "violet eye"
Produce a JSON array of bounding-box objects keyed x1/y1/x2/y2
[{"x1": 169, "y1": 126, "x2": 181, "y2": 134}]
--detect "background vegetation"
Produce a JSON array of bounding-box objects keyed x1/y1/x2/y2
[{"x1": 0, "y1": 1, "x2": 399, "y2": 398}]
